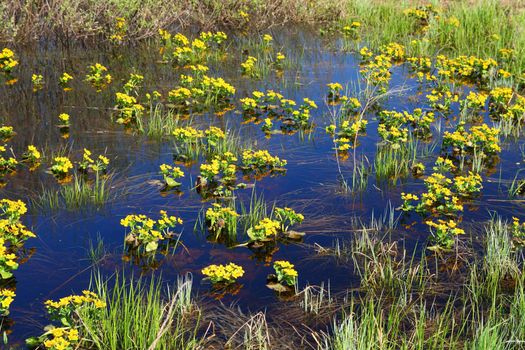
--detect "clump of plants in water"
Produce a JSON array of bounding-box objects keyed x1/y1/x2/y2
[
  {"x1": 400, "y1": 156, "x2": 483, "y2": 250},
  {"x1": 26, "y1": 290, "x2": 106, "y2": 349},
  {"x1": 120, "y1": 210, "x2": 183, "y2": 254},
  {"x1": 0, "y1": 199, "x2": 36, "y2": 280},
  {"x1": 246, "y1": 207, "x2": 304, "y2": 245},
  {"x1": 240, "y1": 90, "x2": 317, "y2": 135}
]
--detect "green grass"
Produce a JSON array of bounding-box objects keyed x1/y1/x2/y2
[
  {"x1": 315, "y1": 214, "x2": 525, "y2": 350},
  {"x1": 239, "y1": 188, "x2": 274, "y2": 234},
  {"x1": 138, "y1": 103, "x2": 183, "y2": 137},
  {"x1": 78, "y1": 273, "x2": 201, "y2": 350},
  {"x1": 32, "y1": 172, "x2": 115, "y2": 212}
]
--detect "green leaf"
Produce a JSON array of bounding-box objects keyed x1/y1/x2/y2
[
  {"x1": 0, "y1": 268, "x2": 12, "y2": 279},
  {"x1": 165, "y1": 177, "x2": 181, "y2": 188},
  {"x1": 25, "y1": 337, "x2": 41, "y2": 348}
]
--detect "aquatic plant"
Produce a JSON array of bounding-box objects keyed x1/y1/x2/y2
[
  {"x1": 26, "y1": 290, "x2": 105, "y2": 349},
  {"x1": 58, "y1": 72, "x2": 73, "y2": 89},
  {"x1": 159, "y1": 164, "x2": 184, "y2": 188},
  {"x1": 198, "y1": 152, "x2": 242, "y2": 198},
  {"x1": 246, "y1": 206, "x2": 303, "y2": 243},
  {"x1": 0, "y1": 126, "x2": 14, "y2": 140},
  {"x1": 50, "y1": 156, "x2": 73, "y2": 180},
  {"x1": 202, "y1": 262, "x2": 244, "y2": 284},
  {"x1": 0, "y1": 48, "x2": 18, "y2": 74},
  {"x1": 0, "y1": 288, "x2": 15, "y2": 316},
  {"x1": 205, "y1": 203, "x2": 238, "y2": 238},
  {"x1": 240, "y1": 149, "x2": 287, "y2": 174},
  {"x1": 77, "y1": 273, "x2": 200, "y2": 350},
  {"x1": 21, "y1": 145, "x2": 41, "y2": 165},
  {"x1": 425, "y1": 218, "x2": 465, "y2": 250},
  {"x1": 31, "y1": 73, "x2": 44, "y2": 91},
  {"x1": 114, "y1": 92, "x2": 145, "y2": 125},
  {"x1": 246, "y1": 218, "x2": 281, "y2": 242},
  {"x1": 78, "y1": 149, "x2": 109, "y2": 173},
  {"x1": 57, "y1": 113, "x2": 70, "y2": 128},
  {"x1": 0, "y1": 199, "x2": 35, "y2": 279},
  {"x1": 120, "y1": 210, "x2": 183, "y2": 253},
  {"x1": 273, "y1": 260, "x2": 298, "y2": 286},
  {"x1": 85, "y1": 63, "x2": 112, "y2": 91}
]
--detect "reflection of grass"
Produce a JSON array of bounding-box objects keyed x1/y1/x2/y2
[
  {"x1": 79, "y1": 273, "x2": 200, "y2": 350},
  {"x1": 32, "y1": 172, "x2": 115, "y2": 211},
  {"x1": 87, "y1": 234, "x2": 108, "y2": 266}
]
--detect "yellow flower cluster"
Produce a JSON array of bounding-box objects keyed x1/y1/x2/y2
[
  {"x1": 85, "y1": 63, "x2": 112, "y2": 91},
  {"x1": 342, "y1": 21, "x2": 361, "y2": 37},
  {"x1": 159, "y1": 164, "x2": 184, "y2": 187},
  {"x1": 426, "y1": 87, "x2": 459, "y2": 111},
  {"x1": 45, "y1": 290, "x2": 106, "y2": 310},
  {"x1": 0, "y1": 125, "x2": 14, "y2": 139},
  {"x1": 241, "y1": 56, "x2": 258, "y2": 77},
  {"x1": 242, "y1": 149, "x2": 287, "y2": 170},
  {"x1": 380, "y1": 42, "x2": 405, "y2": 61},
  {"x1": 433, "y1": 156, "x2": 455, "y2": 172},
  {"x1": 273, "y1": 260, "x2": 298, "y2": 286},
  {"x1": 50, "y1": 157, "x2": 73, "y2": 177},
  {"x1": 453, "y1": 172, "x2": 482, "y2": 195},
  {"x1": 0, "y1": 237, "x2": 18, "y2": 272},
  {"x1": 59, "y1": 72, "x2": 73, "y2": 87},
  {"x1": 403, "y1": 4, "x2": 438, "y2": 22},
  {"x1": 512, "y1": 217, "x2": 525, "y2": 245},
  {"x1": 78, "y1": 148, "x2": 109, "y2": 173},
  {"x1": 360, "y1": 53, "x2": 393, "y2": 93},
  {"x1": 263, "y1": 34, "x2": 273, "y2": 44},
  {"x1": 462, "y1": 91, "x2": 488, "y2": 110},
  {"x1": 202, "y1": 262, "x2": 244, "y2": 284},
  {"x1": 0, "y1": 48, "x2": 18, "y2": 73},
  {"x1": 0, "y1": 199, "x2": 35, "y2": 279},
  {"x1": 110, "y1": 17, "x2": 127, "y2": 43},
  {"x1": 239, "y1": 10, "x2": 249, "y2": 20},
  {"x1": 21, "y1": 145, "x2": 40, "y2": 165},
  {"x1": 0, "y1": 288, "x2": 15, "y2": 312},
  {"x1": 247, "y1": 218, "x2": 281, "y2": 242},
  {"x1": 327, "y1": 82, "x2": 343, "y2": 95},
  {"x1": 378, "y1": 123, "x2": 408, "y2": 145},
  {"x1": 173, "y1": 126, "x2": 204, "y2": 142},
  {"x1": 121, "y1": 211, "x2": 182, "y2": 252},
  {"x1": 436, "y1": 55, "x2": 497, "y2": 84},
  {"x1": 443, "y1": 123, "x2": 500, "y2": 154},
  {"x1": 43, "y1": 327, "x2": 79, "y2": 350},
  {"x1": 402, "y1": 172, "x2": 464, "y2": 215},
  {"x1": 32, "y1": 74, "x2": 44, "y2": 91},
  {"x1": 115, "y1": 92, "x2": 144, "y2": 125},
  {"x1": 489, "y1": 87, "x2": 525, "y2": 121},
  {"x1": 0, "y1": 145, "x2": 17, "y2": 175},
  {"x1": 200, "y1": 152, "x2": 237, "y2": 183},
  {"x1": 425, "y1": 219, "x2": 464, "y2": 250},
  {"x1": 58, "y1": 113, "x2": 70, "y2": 126},
  {"x1": 401, "y1": 192, "x2": 418, "y2": 201},
  {"x1": 328, "y1": 118, "x2": 368, "y2": 152},
  {"x1": 168, "y1": 73, "x2": 235, "y2": 108}
]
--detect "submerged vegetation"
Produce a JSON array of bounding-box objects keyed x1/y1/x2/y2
[{"x1": 1, "y1": 0, "x2": 525, "y2": 348}]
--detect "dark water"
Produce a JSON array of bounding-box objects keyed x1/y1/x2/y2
[{"x1": 0, "y1": 28, "x2": 524, "y2": 343}]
